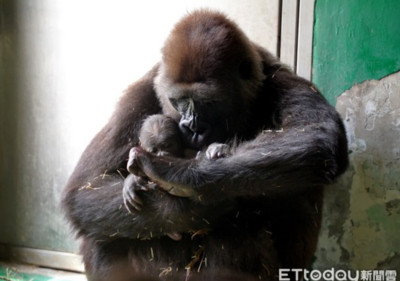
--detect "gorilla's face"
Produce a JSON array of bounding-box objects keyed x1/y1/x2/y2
[
  {"x1": 155, "y1": 71, "x2": 237, "y2": 150},
  {"x1": 154, "y1": 11, "x2": 264, "y2": 150},
  {"x1": 169, "y1": 95, "x2": 228, "y2": 149}
]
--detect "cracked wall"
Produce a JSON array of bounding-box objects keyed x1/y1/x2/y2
[{"x1": 314, "y1": 71, "x2": 400, "y2": 270}]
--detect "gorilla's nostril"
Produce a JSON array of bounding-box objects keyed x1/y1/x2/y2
[
  {"x1": 187, "y1": 122, "x2": 208, "y2": 135},
  {"x1": 179, "y1": 119, "x2": 213, "y2": 149},
  {"x1": 180, "y1": 122, "x2": 194, "y2": 134}
]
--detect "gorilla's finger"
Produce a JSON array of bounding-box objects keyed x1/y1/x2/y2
[{"x1": 166, "y1": 186, "x2": 197, "y2": 197}]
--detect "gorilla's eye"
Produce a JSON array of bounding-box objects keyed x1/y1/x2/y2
[
  {"x1": 168, "y1": 98, "x2": 179, "y2": 109},
  {"x1": 169, "y1": 98, "x2": 191, "y2": 114}
]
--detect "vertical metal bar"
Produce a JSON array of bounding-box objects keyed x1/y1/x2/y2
[
  {"x1": 279, "y1": 0, "x2": 299, "y2": 71},
  {"x1": 296, "y1": 0, "x2": 315, "y2": 80}
]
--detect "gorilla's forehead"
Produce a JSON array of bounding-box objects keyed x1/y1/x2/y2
[
  {"x1": 161, "y1": 12, "x2": 250, "y2": 84},
  {"x1": 155, "y1": 65, "x2": 226, "y2": 102}
]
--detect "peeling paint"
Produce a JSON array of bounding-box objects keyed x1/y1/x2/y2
[
  {"x1": 313, "y1": 0, "x2": 400, "y2": 105},
  {"x1": 314, "y1": 71, "x2": 400, "y2": 270}
]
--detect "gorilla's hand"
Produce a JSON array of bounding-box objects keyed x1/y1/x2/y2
[
  {"x1": 122, "y1": 174, "x2": 157, "y2": 214},
  {"x1": 127, "y1": 147, "x2": 198, "y2": 198},
  {"x1": 206, "y1": 143, "x2": 231, "y2": 159}
]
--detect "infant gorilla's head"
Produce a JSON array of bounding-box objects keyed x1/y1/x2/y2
[{"x1": 139, "y1": 114, "x2": 184, "y2": 157}]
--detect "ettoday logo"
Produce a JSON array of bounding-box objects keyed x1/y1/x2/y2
[{"x1": 279, "y1": 268, "x2": 397, "y2": 281}]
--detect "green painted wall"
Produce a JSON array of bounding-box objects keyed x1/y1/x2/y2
[
  {"x1": 313, "y1": 0, "x2": 400, "y2": 105},
  {"x1": 312, "y1": 0, "x2": 400, "y2": 270}
]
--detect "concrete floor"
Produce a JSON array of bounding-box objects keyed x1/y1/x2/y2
[{"x1": 0, "y1": 261, "x2": 86, "y2": 281}]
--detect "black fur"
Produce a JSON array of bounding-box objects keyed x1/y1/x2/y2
[{"x1": 62, "y1": 10, "x2": 348, "y2": 281}]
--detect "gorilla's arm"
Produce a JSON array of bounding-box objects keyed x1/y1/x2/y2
[
  {"x1": 62, "y1": 66, "x2": 195, "y2": 240},
  {"x1": 129, "y1": 74, "x2": 348, "y2": 202},
  {"x1": 62, "y1": 66, "x2": 232, "y2": 240},
  {"x1": 61, "y1": 67, "x2": 159, "y2": 239}
]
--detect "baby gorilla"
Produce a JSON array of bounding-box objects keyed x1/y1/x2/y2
[
  {"x1": 139, "y1": 114, "x2": 230, "y2": 160},
  {"x1": 134, "y1": 114, "x2": 230, "y2": 200},
  {"x1": 139, "y1": 114, "x2": 185, "y2": 158},
  {"x1": 123, "y1": 114, "x2": 231, "y2": 240},
  {"x1": 125, "y1": 114, "x2": 231, "y2": 239}
]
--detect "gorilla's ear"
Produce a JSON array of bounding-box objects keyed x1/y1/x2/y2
[{"x1": 238, "y1": 60, "x2": 254, "y2": 80}]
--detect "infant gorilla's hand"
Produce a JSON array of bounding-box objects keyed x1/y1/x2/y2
[
  {"x1": 206, "y1": 143, "x2": 231, "y2": 159},
  {"x1": 126, "y1": 147, "x2": 198, "y2": 198},
  {"x1": 122, "y1": 174, "x2": 156, "y2": 214}
]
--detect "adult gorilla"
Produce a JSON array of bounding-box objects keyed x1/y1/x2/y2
[{"x1": 62, "y1": 10, "x2": 348, "y2": 281}]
